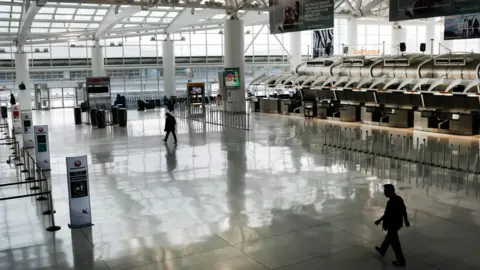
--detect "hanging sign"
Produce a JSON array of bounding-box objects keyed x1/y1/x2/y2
[
  {"x1": 66, "y1": 155, "x2": 93, "y2": 229},
  {"x1": 12, "y1": 104, "x2": 21, "y2": 134},
  {"x1": 34, "y1": 125, "x2": 50, "y2": 171},
  {"x1": 21, "y1": 110, "x2": 34, "y2": 148},
  {"x1": 389, "y1": 0, "x2": 480, "y2": 21}
]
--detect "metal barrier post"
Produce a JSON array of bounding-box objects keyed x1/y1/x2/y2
[
  {"x1": 45, "y1": 191, "x2": 61, "y2": 232},
  {"x1": 466, "y1": 147, "x2": 470, "y2": 195},
  {"x1": 457, "y1": 145, "x2": 461, "y2": 192},
  {"x1": 449, "y1": 144, "x2": 454, "y2": 191}
]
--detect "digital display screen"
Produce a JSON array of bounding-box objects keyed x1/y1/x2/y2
[
  {"x1": 87, "y1": 86, "x2": 109, "y2": 94},
  {"x1": 24, "y1": 120, "x2": 31, "y2": 127},
  {"x1": 191, "y1": 87, "x2": 202, "y2": 95},
  {"x1": 37, "y1": 143, "x2": 47, "y2": 152},
  {"x1": 37, "y1": 134, "x2": 47, "y2": 143},
  {"x1": 225, "y1": 68, "x2": 240, "y2": 89}
]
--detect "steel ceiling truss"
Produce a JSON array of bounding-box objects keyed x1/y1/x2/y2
[{"x1": 0, "y1": 0, "x2": 389, "y2": 47}]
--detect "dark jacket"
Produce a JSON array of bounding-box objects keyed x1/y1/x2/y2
[
  {"x1": 114, "y1": 95, "x2": 126, "y2": 107},
  {"x1": 164, "y1": 112, "x2": 176, "y2": 132},
  {"x1": 167, "y1": 102, "x2": 174, "y2": 112},
  {"x1": 10, "y1": 94, "x2": 16, "y2": 105},
  {"x1": 383, "y1": 194, "x2": 407, "y2": 231}
]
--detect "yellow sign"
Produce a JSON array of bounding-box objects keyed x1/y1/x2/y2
[{"x1": 353, "y1": 49, "x2": 381, "y2": 55}]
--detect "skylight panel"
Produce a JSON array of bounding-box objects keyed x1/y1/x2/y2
[
  {"x1": 31, "y1": 28, "x2": 49, "y2": 33},
  {"x1": 10, "y1": 21, "x2": 18, "y2": 27},
  {"x1": 36, "y1": 14, "x2": 53, "y2": 20},
  {"x1": 51, "y1": 23, "x2": 66, "y2": 28},
  {"x1": 163, "y1": 18, "x2": 173, "y2": 23},
  {"x1": 11, "y1": 6, "x2": 21, "y2": 12},
  {"x1": 145, "y1": 17, "x2": 159, "y2": 23},
  {"x1": 77, "y1": 9, "x2": 95, "y2": 15},
  {"x1": 70, "y1": 23, "x2": 88, "y2": 28},
  {"x1": 56, "y1": 8, "x2": 75, "y2": 14},
  {"x1": 166, "y1": 12, "x2": 178, "y2": 18},
  {"x1": 74, "y1": 15, "x2": 92, "y2": 20},
  {"x1": 9, "y1": 27, "x2": 18, "y2": 33},
  {"x1": 39, "y1": 7, "x2": 55, "y2": 13},
  {"x1": 136, "y1": 11, "x2": 150, "y2": 17},
  {"x1": 0, "y1": 13, "x2": 9, "y2": 19},
  {"x1": 0, "y1": 27, "x2": 8, "y2": 33},
  {"x1": 95, "y1": 9, "x2": 107, "y2": 16},
  {"x1": 55, "y1": 14, "x2": 73, "y2": 20},
  {"x1": 149, "y1": 11, "x2": 166, "y2": 17},
  {"x1": 94, "y1": 16, "x2": 103, "y2": 21},
  {"x1": 88, "y1": 23, "x2": 99, "y2": 29},
  {"x1": 32, "y1": 22, "x2": 51, "y2": 27},
  {"x1": 11, "y1": 13, "x2": 20, "y2": 19},
  {"x1": 129, "y1": 17, "x2": 144, "y2": 22},
  {"x1": 0, "y1": 21, "x2": 8, "y2": 27}
]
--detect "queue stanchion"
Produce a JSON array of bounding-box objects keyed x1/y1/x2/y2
[
  {"x1": 25, "y1": 154, "x2": 35, "y2": 181},
  {"x1": 457, "y1": 145, "x2": 461, "y2": 192},
  {"x1": 119, "y1": 108, "x2": 127, "y2": 127},
  {"x1": 111, "y1": 106, "x2": 119, "y2": 125},
  {"x1": 90, "y1": 108, "x2": 98, "y2": 126},
  {"x1": 466, "y1": 147, "x2": 470, "y2": 195},
  {"x1": 97, "y1": 109, "x2": 106, "y2": 129},
  {"x1": 45, "y1": 191, "x2": 61, "y2": 232}
]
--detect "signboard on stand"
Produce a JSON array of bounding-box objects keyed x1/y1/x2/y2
[
  {"x1": 12, "y1": 104, "x2": 21, "y2": 134},
  {"x1": 21, "y1": 111, "x2": 34, "y2": 148},
  {"x1": 34, "y1": 125, "x2": 50, "y2": 171},
  {"x1": 187, "y1": 82, "x2": 206, "y2": 118},
  {"x1": 269, "y1": 0, "x2": 334, "y2": 34},
  {"x1": 66, "y1": 155, "x2": 93, "y2": 229},
  {"x1": 389, "y1": 0, "x2": 480, "y2": 21}
]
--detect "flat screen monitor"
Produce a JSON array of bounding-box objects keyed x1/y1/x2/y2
[
  {"x1": 191, "y1": 86, "x2": 203, "y2": 95},
  {"x1": 87, "y1": 86, "x2": 109, "y2": 94},
  {"x1": 37, "y1": 134, "x2": 47, "y2": 144},
  {"x1": 224, "y1": 68, "x2": 240, "y2": 89}
]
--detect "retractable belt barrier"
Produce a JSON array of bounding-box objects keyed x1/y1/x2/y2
[
  {"x1": 322, "y1": 124, "x2": 480, "y2": 198},
  {"x1": 174, "y1": 104, "x2": 250, "y2": 130},
  {"x1": 2, "y1": 130, "x2": 61, "y2": 232}
]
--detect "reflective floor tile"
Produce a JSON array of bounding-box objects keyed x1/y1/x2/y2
[{"x1": 236, "y1": 224, "x2": 370, "y2": 269}]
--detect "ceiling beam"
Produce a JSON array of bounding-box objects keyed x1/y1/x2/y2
[
  {"x1": 239, "y1": 11, "x2": 268, "y2": 26},
  {"x1": 362, "y1": 0, "x2": 385, "y2": 13},
  {"x1": 17, "y1": 2, "x2": 41, "y2": 47},
  {"x1": 166, "y1": 8, "x2": 224, "y2": 33},
  {"x1": 95, "y1": 6, "x2": 142, "y2": 40}
]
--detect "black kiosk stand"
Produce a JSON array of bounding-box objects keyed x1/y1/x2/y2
[{"x1": 187, "y1": 82, "x2": 206, "y2": 117}]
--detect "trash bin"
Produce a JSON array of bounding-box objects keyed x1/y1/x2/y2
[
  {"x1": 119, "y1": 108, "x2": 127, "y2": 127},
  {"x1": 97, "y1": 109, "x2": 106, "y2": 128},
  {"x1": 1, "y1": 106, "x2": 7, "y2": 119},
  {"x1": 90, "y1": 108, "x2": 98, "y2": 126},
  {"x1": 74, "y1": 107, "x2": 82, "y2": 124},
  {"x1": 111, "y1": 106, "x2": 119, "y2": 125}
]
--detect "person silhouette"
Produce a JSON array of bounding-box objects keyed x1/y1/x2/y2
[{"x1": 374, "y1": 184, "x2": 410, "y2": 267}]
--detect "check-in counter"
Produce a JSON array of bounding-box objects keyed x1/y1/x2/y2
[
  {"x1": 413, "y1": 93, "x2": 480, "y2": 135},
  {"x1": 361, "y1": 90, "x2": 419, "y2": 128},
  {"x1": 259, "y1": 98, "x2": 279, "y2": 113}
]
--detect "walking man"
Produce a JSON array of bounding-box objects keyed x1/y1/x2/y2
[
  {"x1": 163, "y1": 112, "x2": 177, "y2": 144},
  {"x1": 374, "y1": 184, "x2": 410, "y2": 267}
]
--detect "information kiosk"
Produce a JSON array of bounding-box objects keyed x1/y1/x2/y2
[
  {"x1": 66, "y1": 155, "x2": 93, "y2": 228},
  {"x1": 11, "y1": 104, "x2": 21, "y2": 134},
  {"x1": 21, "y1": 111, "x2": 34, "y2": 148},
  {"x1": 85, "y1": 77, "x2": 111, "y2": 125},
  {"x1": 34, "y1": 125, "x2": 50, "y2": 171},
  {"x1": 187, "y1": 82, "x2": 206, "y2": 117}
]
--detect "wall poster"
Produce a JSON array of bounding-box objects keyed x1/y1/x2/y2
[
  {"x1": 269, "y1": 0, "x2": 334, "y2": 34},
  {"x1": 312, "y1": 29, "x2": 334, "y2": 58}
]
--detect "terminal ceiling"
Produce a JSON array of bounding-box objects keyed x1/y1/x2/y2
[{"x1": 0, "y1": 0, "x2": 389, "y2": 47}]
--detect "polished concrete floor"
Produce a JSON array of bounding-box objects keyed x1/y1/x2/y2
[{"x1": 1, "y1": 109, "x2": 480, "y2": 269}]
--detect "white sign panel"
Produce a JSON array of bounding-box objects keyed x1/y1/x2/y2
[
  {"x1": 66, "y1": 155, "x2": 93, "y2": 228},
  {"x1": 34, "y1": 125, "x2": 50, "y2": 171},
  {"x1": 21, "y1": 110, "x2": 34, "y2": 148},
  {"x1": 12, "y1": 104, "x2": 21, "y2": 134}
]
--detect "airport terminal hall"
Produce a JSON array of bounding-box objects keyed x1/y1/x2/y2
[{"x1": 5, "y1": 0, "x2": 480, "y2": 269}]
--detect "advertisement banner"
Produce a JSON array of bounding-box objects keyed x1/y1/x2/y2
[
  {"x1": 312, "y1": 29, "x2": 334, "y2": 58},
  {"x1": 444, "y1": 13, "x2": 480, "y2": 40},
  {"x1": 66, "y1": 155, "x2": 92, "y2": 229},
  {"x1": 390, "y1": 0, "x2": 480, "y2": 22},
  {"x1": 21, "y1": 110, "x2": 34, "y2": 148},
  {"x1": 269, "y1": 0, "x2": 334, "y2": 34},
  {"x1": 12, "y1": 104, "x2": 21, "y2": 134},
  {"x1": 34, "y1": 125, "x2": 50, "y2": 171}
]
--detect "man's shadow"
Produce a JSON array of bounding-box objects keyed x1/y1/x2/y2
[{"x1": 165, "y1": 143, "x2": 177, "y2": 181}]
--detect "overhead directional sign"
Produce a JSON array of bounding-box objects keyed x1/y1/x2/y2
[
  {"x1": 269, "y1": 0, "x2": 334, "y2": 34},
  {"x1": 390, "y1": 0, "x2": 480, "y2": 21}
]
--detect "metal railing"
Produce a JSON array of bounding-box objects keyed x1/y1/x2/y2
[
  {"x1": 322, "y1": 124, "x2": 480, "y2": 197},
  {"x1": 2, "y1": 129, "x2": 61, "y2": 232},
  {"x1": 174, "y1": 104, "x2": 250, "y2": 130}
]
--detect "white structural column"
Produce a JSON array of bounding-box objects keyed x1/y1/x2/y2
[
  {"x1": 224, "y1": 16, "x2": 245, "y2": 112},
  {"x1": 391, "y1": 23, "x2": 407, "y2": 55},
  {"x1": 346, "y1": 17, "x2": 357, "y2": 50},
  {"x1": 15, "y1": 50, "x2": 34, "y2": 148},
  {"x1": 289, "y1": 32, "x2": 301, "y2": 72},
  {"x1": 91, "y1": 43, "x2": 105, "y2": 77},
  {"x1": 15, "y1": 52, "x2": 32, "y2": 111},
  {"x1": 162, "y1": 36, "x2": 176, "y2": 97}
]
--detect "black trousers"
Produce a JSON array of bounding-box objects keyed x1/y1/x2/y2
[
  {"x1": 380, "y1": 228, "x2": 405, "y2": 263},
  {"x1": 165, "y1": 130, "x2": 177, "y2": 142}
]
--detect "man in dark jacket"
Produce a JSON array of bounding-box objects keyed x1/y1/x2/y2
[
  {"x1": 10, "y1": 94, "x2": 16, "y2": 105},
  {"x1": 163, "y1": 112, "x2": 177, "y2": 143},
  {"x1": 375, "y1": 184, "x2": 410, "y2": 267}
]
